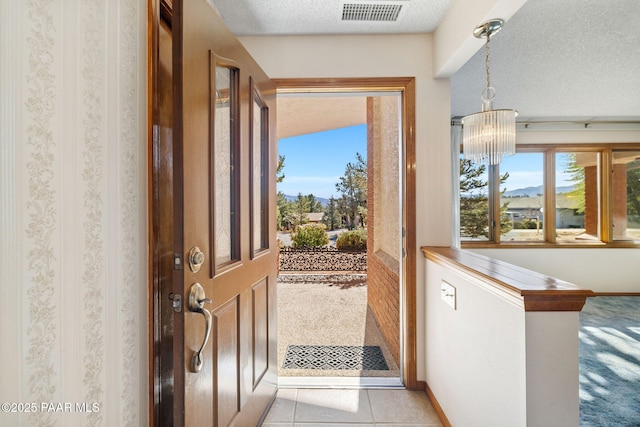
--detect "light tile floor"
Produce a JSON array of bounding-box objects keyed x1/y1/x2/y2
[{"x1": 261, "y1": 388, "x2": 443, "y2": 426}]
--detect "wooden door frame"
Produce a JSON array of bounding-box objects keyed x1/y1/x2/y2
[
  {"x1": 273, "y1": 78, "x2": 418, "y2": 390},
  {"x1": 148, "y1": 1, "x2": 159, "y2": 426},
  {"x1": 148, "y1": 1, "x2": 172, "y2": 426}
]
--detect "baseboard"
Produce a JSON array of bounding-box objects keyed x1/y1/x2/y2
[
  {"x1": 419, "y1": 380, "x2": 452, "y2": 427},
  {"x1": 593, "y1": 292, "x2": 640, "y2": 296}
]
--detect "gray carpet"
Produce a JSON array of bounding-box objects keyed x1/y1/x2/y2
[{"x1": 580, "y1": 296, "x2": 640, "y2": 427}]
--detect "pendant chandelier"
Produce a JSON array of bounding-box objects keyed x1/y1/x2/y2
[{"x1": 462, "y1": 19, "x2": 517, "y2": 165}]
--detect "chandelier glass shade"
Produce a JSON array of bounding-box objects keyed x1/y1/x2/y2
[
  {"x1": 462, "y1": 19, "x2": 517, "y2": 165},
  {"x1": 462, "y1": 108, "x2": 517, "y2": 165}
]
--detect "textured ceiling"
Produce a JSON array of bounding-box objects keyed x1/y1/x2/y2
[
  {"x1": 450, "y1": 0, "x2": 640, "y2": 120},
  {"x1": 211, "y1": 0, "x2": 452, "y2": 35},
  {"x1": 212, "y1": 0, "x2": 640, "y2": 122}
]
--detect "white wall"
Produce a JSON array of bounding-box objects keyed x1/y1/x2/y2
[
  {"x1": 0, "y1": 1, "x2": 148, "y2": 426},
  {"x1": 473, "y1": 249, "x2": 640, "y2": 293},
  {"x1": 240, "y1": 34, "x2": 453, "y2": 380},
  {"x1": 425, "y1": 261, "x2": 527, "y2": 426},
  {"x1": 425, "y1": 259, "x2": 581, "y2": 427}
]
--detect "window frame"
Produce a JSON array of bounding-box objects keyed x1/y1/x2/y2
[
  {"x1": 210, "y1": 53, "x2": 242, "y2": 275},
  {"x1": 459, "y1": 143, "x2": 640, "y2": 248}
]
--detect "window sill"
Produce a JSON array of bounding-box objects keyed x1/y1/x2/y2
[{"x1": 461, "y1": 241, "x2": 640, "y2": 249}]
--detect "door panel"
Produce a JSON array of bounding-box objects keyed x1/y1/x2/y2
[
  {"x1": 214, "y1": 297, "x2": 240, "y2": 427},
  {"x1": 252, "y1": 278, "x2": 269, "y2": 387},
  {"x1": 173, "y1": 0, "x2": 278, "y2": 425}
]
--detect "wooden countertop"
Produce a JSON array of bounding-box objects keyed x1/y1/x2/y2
[{"x1": 421, "y1": 246, "x2": 595, "y2": 312}]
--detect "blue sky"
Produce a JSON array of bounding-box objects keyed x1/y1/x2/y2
[
  {"x1": 277, "y1": 124, "x2": 367, "y2": 199},
  {"x1": 500, "y1": 152, "x2": 575, "y2": 190},
  {"x1": 279, "y1": 125, "x2": 575, "y2": 198},
  {"x1": 499, "y1": 153, "x2": 545, "y2": 191}
]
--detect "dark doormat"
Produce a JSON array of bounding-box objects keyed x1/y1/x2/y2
[{"x1": 282, "y1": 345, "x2": 389, "y2": 370}]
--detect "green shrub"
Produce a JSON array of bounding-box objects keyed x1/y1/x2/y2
[
  {"x1": 291, "y1": 223, "x2": 329, "y2": 248},
  {"x1": 336, "y1": 229, "x2": 367, "y2": 251},
  {"x1": 513, "y1": 219, "x2": 542, "y2": 230}
]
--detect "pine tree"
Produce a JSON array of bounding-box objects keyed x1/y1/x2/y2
[
  {"x1": 563, "y1": 153, "x2": 586, "y2": 214},
  {"x1": 335, "y1": 152, "x2": 367, "y2": 229},
  {"x1": 276, "y1": 155, "x2": 286, "y2": 183},
  {"x1": 459, "y1": 159, "x2": 511, "y2": 239},
  {"x1": 626, "y1": 160, "x2": 640, "y2": 221},
  {"x1": 323, "y1": 196, "x2": 340, "y2": 231},
  {"x1": 459, "y1": 159, "x2": 490, "y2": 238},
  {"x1": 306, "y1": 194, "x2": 323, "y2": 213},
  {"x1": 276, "y1": 191, "x2": 291, "y2": 230},
  {"x1": 286, "y1": 193, "x2": 310, "y2": 228}
]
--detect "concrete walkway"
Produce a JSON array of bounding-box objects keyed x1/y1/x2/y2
[{"x1": 277, "y1": 274, "x2": 399, "y2": 378}]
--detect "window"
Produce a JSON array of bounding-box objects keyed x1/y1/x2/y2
[
  {"x1": 250, "y1": 79, "x2": 269, "y2": 256},
  {"x1": 458, "y1": 144, "x2": 640, "y2": 246},
  {"x1": 211, "y1": 56, "x2": 241, "y2": 271},
  {"x1": 555, "y1": 151, "x2": 599, "y2": 242},
  {"x1": 500, "y1": 153, "x2": 544, "y2": 242},
  {"x1": 612, "y1": 150, "x2": 640, "y2": 241}
]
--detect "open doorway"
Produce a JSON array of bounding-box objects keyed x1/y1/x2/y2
[{"x1": 273, "y1": 79, "x2": 417, "y2": 389}]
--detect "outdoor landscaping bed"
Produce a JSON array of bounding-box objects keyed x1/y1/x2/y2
[{"x1": 279, "y1": 247, "x2": 367, "y2": 272}]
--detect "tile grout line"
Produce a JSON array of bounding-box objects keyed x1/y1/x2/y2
[
  {"x1": 292, "y1": 388, "x2": 299, "y2": 424},
  {"x1": 366, "y1": 389, "x2": 377, "y2": 425}
]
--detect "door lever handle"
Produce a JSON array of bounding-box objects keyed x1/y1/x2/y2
[
  {"x1": 188, "y1": 283, "x2": 212, "y2": 373},
  {"x1": 196, "y1": 297, "x2": 212, "y2": 308}
]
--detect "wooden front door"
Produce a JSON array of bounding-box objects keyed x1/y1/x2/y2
[{"x1": 172, "y1": 0, "x2": 277, "y2": 425}]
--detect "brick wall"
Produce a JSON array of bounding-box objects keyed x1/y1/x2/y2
[
  {"x1": 584, "y1": 165, "x2": 598, "y2": 235},
  {"x1": 585, "y1": 163, "x2": 628, "y2": 238},
  {"x1": 367, "y1": 252, "x2": 400, "y2": 364},
  {"x1": 612, "y1": 163, "x2": 628, "y2": 238},
  {"x1": 366, "y1": 96, "x2": 401, "y2": 365}
]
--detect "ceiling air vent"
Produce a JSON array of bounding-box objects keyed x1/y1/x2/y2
[{"x1": 342, "y1": 3, "x2": 403, "y2": 22}]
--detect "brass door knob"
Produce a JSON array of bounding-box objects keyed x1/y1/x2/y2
[{"x1": 188, "y1": 246, "x2": 205, "y2": 273}]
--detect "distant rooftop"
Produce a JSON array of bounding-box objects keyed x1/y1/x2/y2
[{"x1": 306, "y1": 212, "x2": 325, "y2": 223}]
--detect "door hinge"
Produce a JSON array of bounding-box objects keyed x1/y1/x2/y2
[
  {"x1": 173, "y1": 252, "x2": 183, "y2": 270},
  {"x1": 168, "y1": 293, "x2": 182, "y2": 312}
]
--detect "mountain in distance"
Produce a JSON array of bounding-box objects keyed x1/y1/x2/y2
[
  {"x1": 503, "y1": 184, "x2": 575, "y2": 197},
  {"x1": 282, "y1": 194, "x2": 330, "y2": 206},
  {"x1": 283, "y1": 186, "x2": 575, "y2": 202}
]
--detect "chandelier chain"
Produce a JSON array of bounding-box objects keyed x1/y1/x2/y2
[{"x1": 485, "y1": 33, "x2": 491, "y2": 92}]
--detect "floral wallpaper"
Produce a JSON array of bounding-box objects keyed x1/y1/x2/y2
[{"x1": 0, "y1": 0, "x2": 147, "y2": 426}]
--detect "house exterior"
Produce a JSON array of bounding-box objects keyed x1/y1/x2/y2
[
  {"x1": 503, "y1": 194, "x2": 584, "y2": 229},
  {"x1": 305, "y1": 212, "x2": 325, "y2": 224},
  {"x1": 1, "y1": 0, "x2": 638, "y2": 426}
]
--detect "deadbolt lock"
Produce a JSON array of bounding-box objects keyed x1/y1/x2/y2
[{"x1": 188, "y1": 246, "x2": 205, "y2": 273}]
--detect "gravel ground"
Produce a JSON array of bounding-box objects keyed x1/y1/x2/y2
[{"x1": 277, "y1": 273, "x2": 399, "y2": 378}]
